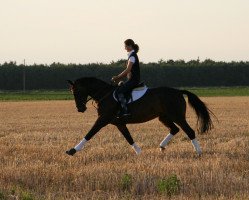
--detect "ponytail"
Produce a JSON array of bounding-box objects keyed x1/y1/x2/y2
[
  {"x1": 133, "y1": 44, "x2": 139, "y2": 53},
  {"x1": 124, "y1": 39, "x2": 139, "y2": 53}
]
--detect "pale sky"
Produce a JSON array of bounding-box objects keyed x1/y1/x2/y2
[{"x1": 0, "y1": 0, "x2": 248, "y2": 64}]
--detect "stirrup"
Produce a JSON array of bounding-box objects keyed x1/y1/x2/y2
[
  {"x1": 117, "y1": 110, "x2": 131, "y2": 118},
  {"x1": 122, "y1": 112, "x2": 131, "y2": 117}
]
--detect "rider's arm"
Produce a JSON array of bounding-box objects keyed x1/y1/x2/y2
[
  {"x1": 118, "y1": 61, "x2": 133, "y2": 78},
  {"x1": 112, "y1": 61, "x2": 133, "y2": 81}
]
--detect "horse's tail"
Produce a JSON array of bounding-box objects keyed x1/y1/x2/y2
[{"x1": 181, "y1": 90, "x2": 213, "y2": 133}]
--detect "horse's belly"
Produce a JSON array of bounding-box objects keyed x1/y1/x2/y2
[
  {"x1": 125, "y1": 92, "x2": 163, "y2": 123},
  {"x1": 125, "y1": 114, "x2": 159, "y2": 124}
]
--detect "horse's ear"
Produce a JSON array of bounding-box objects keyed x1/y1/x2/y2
[{"x1": 67, "y1": 80, "x2": 74, "y2": 86}]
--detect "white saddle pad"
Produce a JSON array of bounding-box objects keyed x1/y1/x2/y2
[{"x1": 113, "y1": 86, "x2": 148, "y2": 104}]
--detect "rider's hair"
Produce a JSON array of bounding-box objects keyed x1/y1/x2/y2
[{"x1": 124, "y1": 39, "x2": 139, "y2": 53}]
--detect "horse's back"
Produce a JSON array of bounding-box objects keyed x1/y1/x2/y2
[{"x1": 147, "y1": 86, "x2": 183, "y2": 98}]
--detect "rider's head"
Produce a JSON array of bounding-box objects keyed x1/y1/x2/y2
[{"x1": 124, "y1": 39, "x2": 139, "y2": 53}]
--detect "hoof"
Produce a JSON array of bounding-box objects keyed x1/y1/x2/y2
[
  {"x1": 197, "y1": 152, "x2": 202, "y2": 157},
  {"x1": 194, "y1": 151, "x2": 202, "y2": 158},
  {"x1": 196, "y1": 150, "x2": 202, "y2": 157},
  {"x1": 160, "y1": 146, "x2": 165, "y2": 152},
  {"x1": 66, "y1": 148, "x2": 76, "y2": 156},
  {"x1": 135, "y1": 148, "x2": 141, "y2": 155}
]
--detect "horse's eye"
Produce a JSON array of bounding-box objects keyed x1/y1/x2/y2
[{"x1": 69, "y1": 86, "x2": 74, "y2": 93}]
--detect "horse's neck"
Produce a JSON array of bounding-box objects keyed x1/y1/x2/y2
[{"x1": 87, "y1": 79, "x2": 114, "y2": 101}]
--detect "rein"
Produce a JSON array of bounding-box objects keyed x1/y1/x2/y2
[
  {"x1": 70, "y1": 81, "x2": 116, "y2": 110},
  {"x1": 85, "y1": 87, "x2": 115, "y2": 109},
  {"x1": 70, "y1": 85, "x2": 94, "y2": 107}
]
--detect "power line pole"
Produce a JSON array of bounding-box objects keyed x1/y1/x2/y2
[{"x1": 23, "y1": 59, "x2": 26, "y2": 92}]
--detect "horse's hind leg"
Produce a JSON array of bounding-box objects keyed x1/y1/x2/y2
[
  {"x1": 116, "y1": 124, "x2": 141, "y2": 155},
  {"x1": 176, "y1": 120, "x2": 202, "y2": 156},
  {"x1": 159, "y1": 116, "x2": 180, "y2": 150}
]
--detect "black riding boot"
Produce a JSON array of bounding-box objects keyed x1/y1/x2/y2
[{"x1": 117, "y1": 93, "x2": 131, "y2": 118}]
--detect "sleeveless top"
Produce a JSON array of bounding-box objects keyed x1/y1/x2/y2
[{"x1": 128, "y1": 51, "x2": 140, "y2": 83}]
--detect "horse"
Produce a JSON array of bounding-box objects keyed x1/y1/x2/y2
[{"x1": 66, "y1": 77, "x2": 213, "y2": 156}]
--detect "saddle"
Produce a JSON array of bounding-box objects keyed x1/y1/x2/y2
[{"x1": 113, "y1": 82, "x2": 148, "y2": 104}]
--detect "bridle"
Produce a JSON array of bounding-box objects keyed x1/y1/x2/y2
[{"x1": 70, "y1": 84, "x2": 115, "y2": 109}]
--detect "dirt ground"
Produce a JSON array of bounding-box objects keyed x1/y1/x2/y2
[{"x1": 0, "y1": 97, "x2": 249, "y2": 199}]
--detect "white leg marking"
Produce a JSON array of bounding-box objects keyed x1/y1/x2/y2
[
  {"x1": 160, "y1": 133, "x2": 174, "y2": 148},
  {"x1": 132, "y1": 143, "x2": 141, "y2": 155},
  {"x1": 191, "y1": 138, "x2": 202, "y2": 155},
  {"x1": 74, "y1": 138, "x2": 87, "y2": 151}
]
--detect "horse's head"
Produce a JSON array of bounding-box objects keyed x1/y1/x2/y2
[{"x1": 67, "y1": 80, "x2": 87, "y2": 113}]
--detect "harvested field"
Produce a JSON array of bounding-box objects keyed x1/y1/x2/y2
[{"x1": 0, "y1": 97, "x2": 249, "y2": 199}]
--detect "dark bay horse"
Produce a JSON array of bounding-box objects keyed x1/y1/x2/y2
[{"x1": 66, "y1": 77, "x2": 213, "y2": 156}]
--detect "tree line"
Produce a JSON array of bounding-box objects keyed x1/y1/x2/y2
[{"x1": 0, "y1": 59, "x2": 248, "y2": 90}]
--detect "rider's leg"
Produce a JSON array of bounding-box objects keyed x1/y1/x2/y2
[
  {"x1": 117, "y1": 93, "x2": 130, "y2": 116},
  {"x1": 116, "y1": 80, "x2": 137, "y2": 117}
]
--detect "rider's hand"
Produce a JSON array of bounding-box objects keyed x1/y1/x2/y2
[{"x1": 112, "y1": 76, "x2": 119, "y2": 82}]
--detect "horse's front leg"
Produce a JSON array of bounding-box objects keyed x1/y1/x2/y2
[
  {"x1": 66, "y1": 116, "x2": 110, "y2": 156},
  {"x1": 116, "y1": 124, "x2": 141, "y2": 155}
]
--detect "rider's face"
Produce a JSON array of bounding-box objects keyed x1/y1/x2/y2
[{"x1": 125, "y1": 45, "x2": 132, "y2": 52}]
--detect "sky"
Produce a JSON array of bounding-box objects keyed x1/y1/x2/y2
[{"x1": 0, "y1": 0, "x2": 248, "y2": 64}]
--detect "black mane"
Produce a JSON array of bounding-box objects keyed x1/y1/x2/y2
[
  {"x1": 75, "y1": 77, "x2": 113, "y2": 88},
  {"x1": 76, "y1": 77, "x2": 107, "y2": 85},
  {"x1": 74, "y1": 77, "x2": 114, "y2": 100}
]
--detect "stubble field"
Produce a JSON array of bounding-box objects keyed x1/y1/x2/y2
[{"x1": 0, "y1": 97, "x2": 249, "y2": 200}]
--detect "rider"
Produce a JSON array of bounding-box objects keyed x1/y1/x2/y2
[{"x1": 112, "y1": 39, "x2": 140, "y2": 117}]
